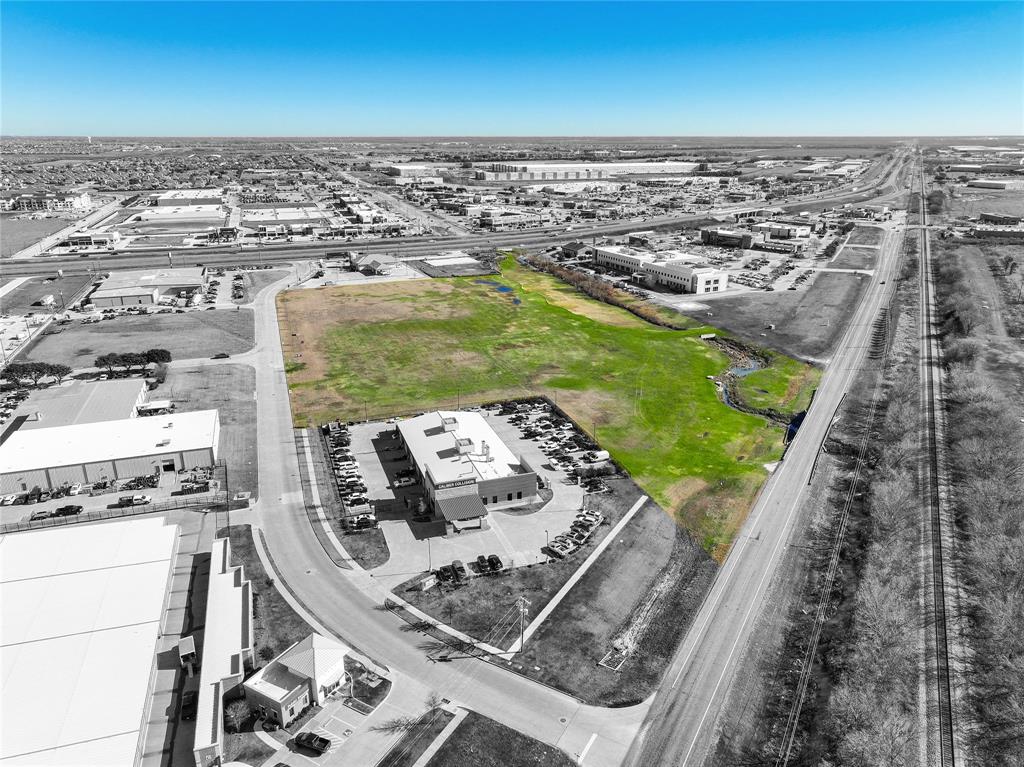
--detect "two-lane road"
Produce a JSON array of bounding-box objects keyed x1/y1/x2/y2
[{"x1": 626, "y1": 220, "x2": 909, "y2": 766}]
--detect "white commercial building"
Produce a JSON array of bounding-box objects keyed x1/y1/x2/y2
[
  {"x1": 0, "y1": 409, "x2": 220, "y2": 493},
  {"x1": 149, "y1": 189, "x2": 225, "y2": 207},
  {"x1": 753, "y1": 221, "x2": 812, "y2": 239},
  {"x1": 396, "y1": 411, "x2": 538, "y2": 531},
  {"x1": 0, "y1": 190, "x2": 92, "y2": 212},
  {"x1": 476, "y1": 161, "x2": 699, "y2": 181},
  {"x1": 89, "y1": 266, "x2": 207, "y2": 307},
  {"x1": 193, "y1": 536, "x2": 254, "y2": 767},
  {"x1": 1, "y1": 517, "x2": 179, "y2": 766},
  {"x1": 593, "y1": 245, "x2": 728, "y2": 294}
]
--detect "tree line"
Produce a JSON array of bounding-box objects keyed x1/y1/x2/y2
[
  {"x1": 934, "y1": 248, "x2": 1024, "y2": 765},
  {"x1": 521, "y1": 254, "x2": 687, "y2": 329},
  {"x1": 1, "y1": 361, "x2": 73, "y2": 386},
  {"x1": 94, "y1": 349, "x2": 172, "y2": 375}
]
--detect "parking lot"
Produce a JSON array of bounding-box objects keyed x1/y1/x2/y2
[{"x1": 324, "y1": 400, "x2": 619, "y2": 590}]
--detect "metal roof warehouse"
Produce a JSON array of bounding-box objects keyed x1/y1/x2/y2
[
  {"x1": 0, "y1": 409, "x2": 220, "y2": 494},
  {"x1": 0, "y1": 518, "x2": 179, "y2": 766}
]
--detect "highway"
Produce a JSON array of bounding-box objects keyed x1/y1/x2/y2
[
  {"x1": 1, "y1": 150, "x2": 908, "y2": 278},
  {"x1": 623, "y1": 164, "x2": 911, "y2": 766}
]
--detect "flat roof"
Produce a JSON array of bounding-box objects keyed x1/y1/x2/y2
[
  {"x1": 90, "y1": 286, "x2": 161, "y2": 300},
  {"x1": 6, "y1": 379, "x2": 145, "y2": 432},
  {"x1": 98, "y1": 267, "x2": 206, "y2": 292},
  {"x1": 194, "y1": 537, "x2": 253, "y2": 753},
  {"x1": 0, "y1": 410, "x2": 219, "y2": 475},
  {"x1": 398, "y1": 411, "x2": 524, "y2": 487},
  {"x1": 0, "y1": 517, "x2": 179, "y2": 766}
]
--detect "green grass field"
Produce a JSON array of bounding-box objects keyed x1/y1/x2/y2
[{"x1": 281, "y1": 258, "x2": 818, "y2": 555}]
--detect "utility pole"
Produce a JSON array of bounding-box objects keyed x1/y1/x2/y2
[{"x1": 516, "y1": 596, "x2": 531, "y2": 653}]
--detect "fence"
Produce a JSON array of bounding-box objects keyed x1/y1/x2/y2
[{"x1": 0, "y1": 491, "x2": 226, "y2": 534}]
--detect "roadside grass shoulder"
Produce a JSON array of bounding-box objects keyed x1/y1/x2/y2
[
  {"x1": 425, "y1": 711, "x2": 576, "y2": 767},
  {"x1": 736, "y1": 351, "x2": 821, "y2": 413},
  {"x1": 219, "y1": 524, "x2": 312, "y2": 659}
]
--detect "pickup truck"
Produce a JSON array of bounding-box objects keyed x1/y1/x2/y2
[{"x1": 118, "y1": 495, "x2": 152, "y2": 507}]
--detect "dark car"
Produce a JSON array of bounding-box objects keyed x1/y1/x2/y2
[
  {"x1": 180, "y1": 690, "x2": 197, "y2": 720},
  {"x1": 295, "y1": 732, "x2": 331, "y2": 755},
  {"x1": 476, "y1": 554, "x2": 489, "y2": 572},
  {"x1": 451, "y1": 560, "x2": 468, "y2": 580},
  {"x1": 212, "y1": 352, "x2": 230, "y2": 359},
  {"x1": 54, "y1": 505, "x2": 83, "y2": 517},
  {"x1": 487, "y1": 554, "x2": 503, "y2": 572}
]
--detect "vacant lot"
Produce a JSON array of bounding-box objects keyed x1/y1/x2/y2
[
  {"x1": 426, "y1": 711, "x2": 575, "y2": 767},
  {"x1": 682, "y1": 271, "x2": 869, "y2": 363},
  {"x1": 845, "y1": 225, "x2": 884, "y2": 247},
  {"x1": 24, "y1": 308, "x2": 255, "y2": 368},
  {"x1": 280, "y1": 258, "x2": 815, "y2": 554},
  {"x1": 947, "y1": 187, "x2": 1024, "y2": 219},
  {"x1": 830, "y1": 245, "x2": 878, "y2": 270},
  {"x1": 166, "y1": 363, "x2": 259, "y2": 498},
  {"x1": 0, "y1": 273, "x2": 95, "y2": 315},
  {"x1": 399, "y1": 480, "x2": 716, "y2": 704},
  {"x1": 0, "y1": 214, "x2": 71, "y2": 257}
]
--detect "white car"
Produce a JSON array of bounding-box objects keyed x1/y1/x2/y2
[
  {"x1": 68, "y1": 483, "x2": 83, "y2": 496},
  {"x1": 393, "y1": 477, "x2": 416, "y2": 488},
  {"x1": 0, "y1": 494, "x2": 16, "y2": 506}
]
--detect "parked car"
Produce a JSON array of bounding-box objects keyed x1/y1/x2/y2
[
  {"x1": 67, "y1": 483, "x2": 83, "y2": 496},
  {"x1": 0, "y1": 494, "x2": 16, "y2": 506},
  {"x1": 28, "y1": 510, "x2": 51, "y2": 521},
  {"x1": 212, "y1": 352, "x2": 230, "y2": 359},
  {"x1": 487, "y1": 554, "x2": 503, "y2": 572},
  {"x1": 476, "y1": 555, "x2": 489, "y2": 572},
  {"x1": 54, "y1": 505, "x2": 83, "y2": 517},
  {"x1": 180, "y1": 690, "x2": 197, "y2": 720},
  {"x1": 451, "y1": 560, "x2": 468, "y2": 580},
  {"x1": 393, "y1": 477, "x2": 416, "y2": 488},
  {"x1": 295, "y1": 732, "x2": 331, "y2": 755}
]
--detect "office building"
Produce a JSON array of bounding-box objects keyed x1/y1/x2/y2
[{"x1": 396, "y1": 411, "x2": 538, "y2": 533}]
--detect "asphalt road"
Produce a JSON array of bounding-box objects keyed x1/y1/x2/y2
[
  {"x1": 230, "y1": 270, "x2": 647, "y2": 767},
  {"x1": 623, "y1": 216, "x2": 909, "y2": 766}
]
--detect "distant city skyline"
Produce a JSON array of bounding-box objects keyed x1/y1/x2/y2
[{"x1": 2, "y1": 1, "x2": 1022, "y2": 136}]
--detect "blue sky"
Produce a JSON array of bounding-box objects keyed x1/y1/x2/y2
[{"x1": 2, "y1": 1, "x2": 1022, "y2": 136}]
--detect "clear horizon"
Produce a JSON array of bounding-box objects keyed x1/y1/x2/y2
[{"x1": 2, "y1": 1, "x2": 1023, "y2": 136}]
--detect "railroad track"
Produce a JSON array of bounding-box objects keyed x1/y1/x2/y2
[{"x1": 917, "y1": 167, "x2": 958, "y2": 766}]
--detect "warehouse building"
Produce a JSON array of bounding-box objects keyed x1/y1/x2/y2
[
  {"x1": 476, "y1": 161, "x2": 698, "y2": 181},
  {"x1": 701, "y1": 228, "x2": 754, "y2": 248},
  {"x1": 397, "y1": 411, "x2": 538, "y2": 533},
  {"x1": 89, "y1": 266, "x2": 207, "y2": 307},
  {"x1": 0, "y1": 409, "x2": 220, "y2": 494},
  {"x1": 753, "y1": 221, "x2": 812, "y2": 239},
  {"x1": 193, "y1": 536, "x2": 255, "y2": 767},
  {"x1": 149, "y1": 189, "x2": 225, "y2": 207},
  {"x1": 1, "y1": 379, "x2": 146, "y2": 437},
  {"x1": 1, "y1": 517, "x2": 179, "y2": 766}
]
